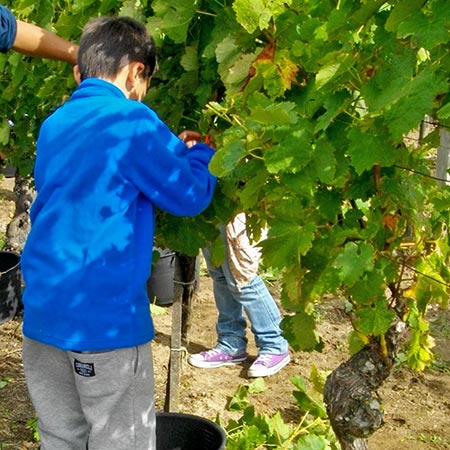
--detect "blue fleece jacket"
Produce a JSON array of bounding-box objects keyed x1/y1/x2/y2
[
  {"x1": 21, "y1": 78, "x2": 217, "y2": 351},
  {"x1": 0, "y1": 5, "x2": 16, "y2": 53}
]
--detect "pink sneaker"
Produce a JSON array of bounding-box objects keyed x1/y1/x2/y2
[
  {"x1": 188, "y1": 348, "x2": 247, "y2": 368},
  {"x1": 247, "y1": 352, "x2": 290, "y2": 377}
]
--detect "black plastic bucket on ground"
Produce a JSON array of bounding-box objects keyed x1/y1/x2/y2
[
  {"x1": 147, "y1": 249, "x2": 200, "y2": 306},
  {"x1": 156, "y1": 412, "x2": 226, "y2": 450},
  {"x1": 0, "y1": 251, "x2": 21, "y2": 324},
  {"x1": 147, "y1": 249, "x2": 177, "y2": 306}
]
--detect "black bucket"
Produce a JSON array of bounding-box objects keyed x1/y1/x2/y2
[
  {"x1": 156, "y1": 412, "x2": 226, "y2": 450},
  {"x1": 147, "y1": 249, "x2": 200, "y2": 306},
  {"x1": 147, "y1": 249, "x2": 177, "y2": 306},
  {"x1": 0, "y1": 251, "x2": 21, "y2": 324}
]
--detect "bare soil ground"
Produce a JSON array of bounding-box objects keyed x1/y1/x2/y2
[{"x1": 0, "y1": 177, "x2": 449, "y2": 449}]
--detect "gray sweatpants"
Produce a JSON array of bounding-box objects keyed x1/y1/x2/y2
[{"x1": 22, "y1": 337, "x2": 156, "y2": 450}]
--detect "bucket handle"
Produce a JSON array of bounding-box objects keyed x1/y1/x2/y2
[{"x1": 0, "y1": 261, "x2": 20, "y2": 276}]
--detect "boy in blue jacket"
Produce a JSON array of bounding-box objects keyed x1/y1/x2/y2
[{"x1": 20, "y1": 16, "x2": 216, "y2": 450}]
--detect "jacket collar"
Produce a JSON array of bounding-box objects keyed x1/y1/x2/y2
[{"x1": 71, "y1": 78, "x2": 126, "y2": 100}]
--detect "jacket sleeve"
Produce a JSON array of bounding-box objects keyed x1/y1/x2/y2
[
  {"x1": 122, "y1": 105, "x2": 217, "y2": 217},
  {"x1": 0, "y1": 5, "x2": 17, "y2": 53}
]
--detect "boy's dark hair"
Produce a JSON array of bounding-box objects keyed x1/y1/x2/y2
[{"x1": 78, "y1": 16, "x2": 158, "y2": 81}]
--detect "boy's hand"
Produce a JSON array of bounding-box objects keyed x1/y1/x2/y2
[{"x1": 178, "y1": 130, "x2": 202, "y2": 148}]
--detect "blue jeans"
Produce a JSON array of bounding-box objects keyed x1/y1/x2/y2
[{"x1": 202, "y1": 231, "x2": 288, "y2": 356}]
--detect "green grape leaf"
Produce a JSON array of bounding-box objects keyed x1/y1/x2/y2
[
  {"x1": 438, "y1": 100, "x2": 450, "y2": 120},
  {"x1": 315, "y1": 90, "x2": 353, "y2": 133},
  {"x1": 233, "y1": 0, "x2": 266, "y2": 33},
  {"x1": 180, "y1": 45, "x2": 198, "y2": 72},
  {"x1": 265, "y1": 121, "x2": 314, "y2": 174},
  {"x1": 248, "y1": 377, "x2": 267, "y2": 394},
  {"x1": 405, "y1": 315, "x2": 435, "y2": 371},
  {"x1": 0, "y1": 377, "x2": 11, "y2": 389},
  {"x1": 356, "y1": 299, "x2": 396, "y2": 336},
  {"x1": 119, "y1": 0, "x2": 145, "y2": 20},
  {"x1": 385, "y1": 0, "x2": 427, "y2": 33},
  {"x1": 385, "y1": 66, "x2": 448, "y2": 140},
  {"x1": 291, "y1": 375, "x2": 327, "y2": 418},
  {"x1": 277, "y1": 56, "x2": 300, "y2": 91},
  {"x1": 260, "y1": 222, "x2": 316, "y2": 269},
  {"x1": 348, "y1": 330, "x2": 367, "y2": 355},
  {"x1": 347, "y1": 270, "x2": 386, "y2": 306},
  {"x1": 395, "y1": 1, "x2": 450, "y2": 49},
  {"x1": 249, "y1": 101, "x2": 298, "y2": 126},
  {"x1": 224, "y1": 53, "x2": 256, "y2": 86},
  {"x1": 209, "y1": 139, "x2": 247, "y2": 177},
  {"x1": 312, "y1": 139, "x2": 337, "y2": 185},
  {"x1": 269, "y1": 411, "x2": 292, "y2": 441},
  {"x1": 147, "y1": 0, "x2": 197, "y2": 44},
  {"x1": 228, "y1": 385, "x2": 249, "y2": 411},
  {"x1": 296, "y1": 434, "x2": 332, "y2": 450},
  {"x1": 215, "y1": 38, "x2": 253, "y2": 90},
  {"x1": 334, "y1": 242, "x2": 375, "y2": 286},
  {"x1": 314, "y1": 53, "x2": 354, "y2": 90},
  {"x1": 0, "y1": 122, "x2": 10, "y2": 146},
  {"x1": 360, "y1": 45, "x2": 415, "y2": 113},
  {"x1": 233, "y1": 0, "x2": 290, "y2": 33},
  {"x1": 315, "y1": 189, "x2": 341, "y2": 222},
  {"x1": 309, "y1": 364, "x2": 328, "y2": 394},
  {"x1": 253, "y1": 60, "x2": 287, "y2": 98},
  {"x1": 209, "y1": 233, "x2": 226, "y2": 269},
  {"x1": 226, "y1": 423, "x2": 266, "y2": 450},
  {"x1": 347, "y1": 128, "x2": 395, "y2": 174},
  {"x1": 215, "y1": 37, "x2": 240, "y2": 65},
  {"x1": 239, "y1": 170, "x2": 269, "y2": 210},
  {"x1": 281, "y1": 311, "x2": 324, "y2": 352}
]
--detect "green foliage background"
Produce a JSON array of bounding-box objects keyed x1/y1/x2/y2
[{"x1": 1, "y1": 0, "x2": 450, "y2": 370}]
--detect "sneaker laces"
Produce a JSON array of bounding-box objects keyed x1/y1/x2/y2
[
  {"x1": 201, "y1": 348, "x2": 221, "y2": 357},
  {"x1": 255, "y1": 354, "x2": 272, "y2": 366}
]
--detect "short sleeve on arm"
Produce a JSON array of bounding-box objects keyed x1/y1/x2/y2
[{"x1": 0, "y1": 5, "x2": 16, "y2": 53}]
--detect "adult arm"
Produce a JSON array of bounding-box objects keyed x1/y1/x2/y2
[{"x1": 13, "y1": 19, "x2": 78, "y2": 64}]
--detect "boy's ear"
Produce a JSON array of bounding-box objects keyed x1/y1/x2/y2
[
  {"x1": 73, "y1": 65, "x2": 81, "y2": 85},
  {"x1": 128, "y1": 62, "x2": 145, "y2": 82}
]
